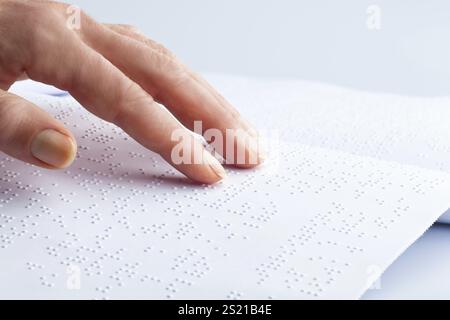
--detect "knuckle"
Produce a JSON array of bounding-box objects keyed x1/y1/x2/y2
[
  {"x1": 0, "y1": 2, "x2": 46, "y2": 51},
  {"x1": 17, "y1": 3, "x2": 71, "y2": 56},
  {"x1": 109, "y1": 23, "x2": 144, "y2": 40},
  {"x1": 152, "y1": 68, "x2": 190, "y2": 102},
  {"x1": 110, "y1": 82, "x2": 153, "y2": 126},
  {"x1": 151, "y1": 41, "x2": 177, "y2": 59},
  {"x1": 118, "y1": 24, "x2": 141, "y2": 35},
  {"x1": 0, "y1": 96, "x2": 25, "y2": 146},
  {"x1": 171, "y1": 69, "x2": 193, "y2": 89}
]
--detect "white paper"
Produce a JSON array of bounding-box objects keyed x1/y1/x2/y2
[
  {"x1": 1, "y1": 89, "x2": 450, "y2": 299},
  {"x1": 205, "y1": 75, "x2": 450, "y2": 222}
]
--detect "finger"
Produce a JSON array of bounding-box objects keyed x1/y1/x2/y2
[
  {"x1": 85, "y1": 23, "x2": 264, "y2": 168},
  {"x1": 26, "y1": 22, "x2": 225, "y2": 184},
  {"x1": 0, "y1": 89, "x2": 76, "y2": 169}
]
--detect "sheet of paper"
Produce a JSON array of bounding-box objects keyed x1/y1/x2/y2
[
  {"x1": 1, "y1": 91, "x2": 450, "y2": 299},
  {"x1": 205, "y1": 75, "x2": 450, "y2": 222},
  {"x1": 10, "y1": 80, "x2": 68, "y2": 97}
]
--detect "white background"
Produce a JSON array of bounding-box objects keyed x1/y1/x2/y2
[{"x1": 71, "y1": 0, "x2": 450, "y2": 96}]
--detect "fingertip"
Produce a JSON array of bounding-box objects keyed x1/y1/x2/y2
[
  {"x1": 203, "y1": 150, "x2": 227, "y2": 183},
  {"x1": 231, "y1": 131, "x2": 266, "y2": 169},
  {"x1": 181, "y1": 151, "x2": 227, "y2": 185},
  {"x1": 163, "y1": 139, "x2": 227, "y2": 185}
]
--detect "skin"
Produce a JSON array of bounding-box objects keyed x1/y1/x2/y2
[{"x1": 0, "y1": 0, "x2": 264, "y2": 184}]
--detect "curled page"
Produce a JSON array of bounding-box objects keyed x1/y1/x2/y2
[
  {"x1": 205, "y1": 75, "x2": 450, "y2": 223},
  {"x1": 0, "y1": 93, "x2": 449, "y2": 299}
]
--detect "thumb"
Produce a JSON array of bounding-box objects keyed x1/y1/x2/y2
[{"x1": 0, "y1": 90, "x2": 77, "y2": 169}]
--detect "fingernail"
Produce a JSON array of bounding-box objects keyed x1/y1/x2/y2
[
  {"x1": 236, "y1": 133, "x2": 265, "y2": 165},
  {"x1": 255, "y1": 135, "x2": 268, "y2": 163},
  {"x1": 204, "y1": 151, "x2": 227, "y2": 181},
  {"x1": 31, "y1": 129, "x2": 77, "y2": 168},
  {"x1": 247, "y1": 126, "x2": 267, "y2": 163},
  {"x1": 248, "y1": 137, "x2": 264, "y2": 164}
]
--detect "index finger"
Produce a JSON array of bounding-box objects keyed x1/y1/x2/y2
[
  {"x1": 25, "y1": 12, "x2": 226, "y2": 184},
  {"x1": 82, "y1": 23, "x2": 265, "y2": 168}
]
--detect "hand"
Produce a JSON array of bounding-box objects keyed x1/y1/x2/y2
[{"x1": 0, "y1": 0, "x2": 264, "y2": 184}]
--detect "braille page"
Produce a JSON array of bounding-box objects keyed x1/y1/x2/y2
[
  {"x1": 205, "y1": 75, "x2": 450, "y2": 223},
  {"x1": 1, "y1": 93, "x2": 450, "y2": 299}
]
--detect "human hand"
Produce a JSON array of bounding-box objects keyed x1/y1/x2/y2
[{"x1": 0, "y1": 0, "x2": 264, "y2": 184}]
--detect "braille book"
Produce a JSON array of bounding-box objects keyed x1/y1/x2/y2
[{"x1": 1, "y1": 76, "x2": 450, "y2": 299}]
